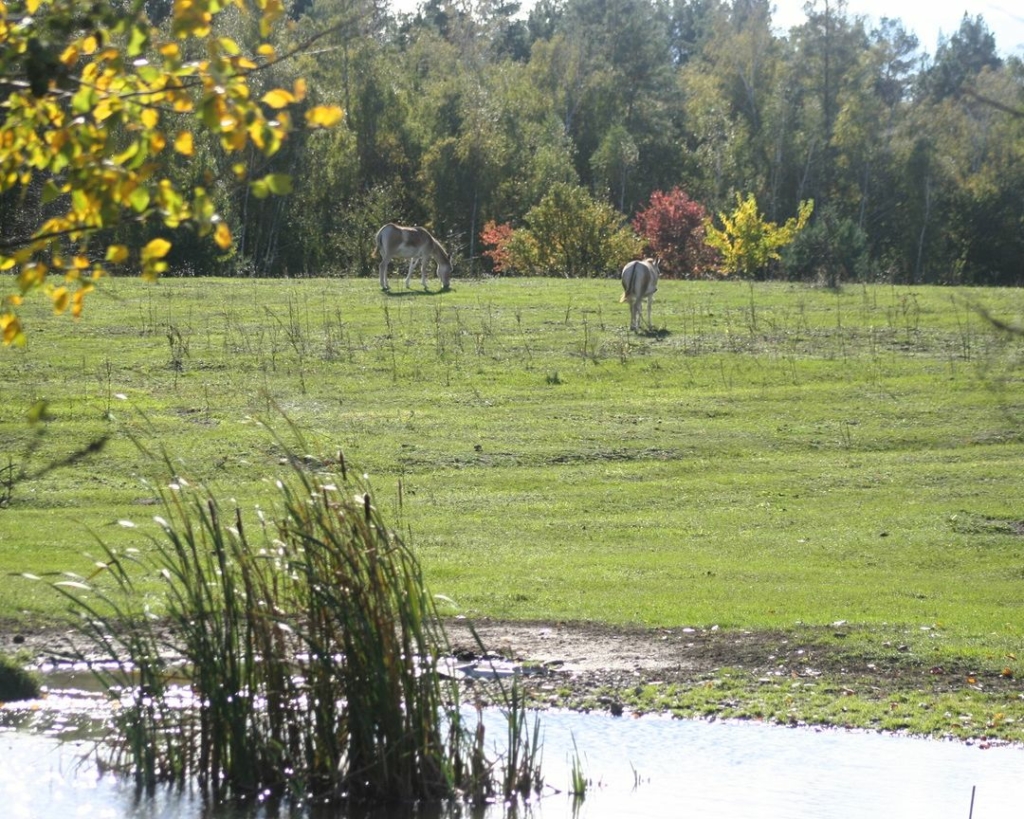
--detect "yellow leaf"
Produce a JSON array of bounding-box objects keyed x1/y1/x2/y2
[
  {"x1": 248, "y1": 122, "x2": 266, "y2": 150},
  {"x1": 82, "y1": 35, "x2": 99, "y2": 55},
  {"x1": 218, "y1": 36, "x2": 240, "y2": 55},
  {"x1": 257, "y1": 44, "x2": 276, "y2": 58},
  {"x1": 305, "y1": 106, "x2": 343, "y2": 128},
  {"x1": 264, "y1": 173, "x2": 292, "y2": 194},
  {"x1": 261, "y1": 88, "x2": 294, "y2": 109},
  {"x1": 94, "y1": 97, "x2": 119, "y2": 122},
  {"x1": 223, "y1": 124, "x2": 248, "y2": 152},
  {"x1": 174, "y1": 131, "x2": 194, "y2": 155},
  {"x1": 60, "y1": 45, "x2": 80, "y2": 67},
  {"x1": 52, "y1": 287, "x2": 70, "y2": 315},
  {"x1": 293, "y1": 77, "x2": 307, "y2": 102},
  {"x1": 218, "y1": 111, "x2": 240, "y2": 132},
  {"x1": 72, "y1": 285, "x2": 94, "y2": 318},
  {"x1": 141, "y1": 262, "x2": 168, "y2": 282},
  {"x1": 249, "y1": 178, "x2": 269, "y2": 199},
  {"x1": 1, "y1": 313, "x2": 25, "y2": 347},
  {"x1": 214, "y1": 222, "x2": 232, "y2": 250},
  {"x1": 142, "y1": 108, "x2": 160, "y2": 129},
  {"x1": 142, "y1": 238, "x2": 172, "y2": 263},
  {"x1": 113, "y1": 142, "x2": 141, "y2": 167},
  {"x1": 19, "y1": 262, "x2": 47, "y2": 291},
  {"x1": 106, "y1": 245, "x2": 129, "y2": 263}
]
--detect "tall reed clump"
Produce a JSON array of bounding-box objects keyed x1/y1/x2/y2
[{"x1": 50, "y1": 449, "x2": 530, "y2": 806}]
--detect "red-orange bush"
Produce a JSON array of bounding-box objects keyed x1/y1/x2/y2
[
  {"x1": 480, "y1": 221, "x2": 515, "y2": 274},
  {"x1": 632, "y1": 188, "x2": 718, "y2": 278}
]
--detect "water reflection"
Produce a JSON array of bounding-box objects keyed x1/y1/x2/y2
[
  {"x1": 3, "y1": 681, "x2": 1024, "y2": 818},
  {"x1": 532, "y1": 712, "x2": 1024, "y2": 818}
]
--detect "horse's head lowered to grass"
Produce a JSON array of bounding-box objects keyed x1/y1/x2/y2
[{"x1": 375, "y1": 223, "x2": 452, "y2": 292}]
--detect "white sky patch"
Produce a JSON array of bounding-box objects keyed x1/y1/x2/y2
[{"x1": 389, "y1": 0, "x2": 1024, "y2": 57}]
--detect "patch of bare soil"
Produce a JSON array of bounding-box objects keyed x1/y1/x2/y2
[
  {"x1": 446, "y1": 618, "x2": 714, "y2": 676},
  {"x1": 446, "y1": 616, "x2": 883, "y2": 679},
  {"x1": 444, "y1": 618, "x2": 822, "y2": 709},
  {"x1": 443, "y1": 618, "x2": 1022, "y2": 716}
]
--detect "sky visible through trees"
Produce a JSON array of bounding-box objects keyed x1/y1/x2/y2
[
  {"x1": 770, "y1": 0, "x2": 1023, "y2": 56},
  {"x1": 390, "y1": 0, "x2": 1024, "y2": 56}
]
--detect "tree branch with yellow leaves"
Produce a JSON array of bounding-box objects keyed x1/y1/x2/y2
[{"x1": 0, "y1": 0, "x2": 343, "y2": 345}]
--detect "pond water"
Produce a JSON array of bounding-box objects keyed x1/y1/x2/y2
[{"x1": 3, "y1": 669, "x2": 1023, "y2": 818}]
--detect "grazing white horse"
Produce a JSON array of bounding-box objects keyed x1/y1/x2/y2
[
  {"x1": 619, "y1": 257, "x2": 660, "y2": 331},
  {"x1": 375, "y1": 223, "x2": 453, "y2": 291}
]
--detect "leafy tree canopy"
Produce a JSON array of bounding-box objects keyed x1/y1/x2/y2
[
  {"x1": 921, "y1": 13, "x2": 1002, "y2": 101},
  {"x1": 0, "y1": 0, "x2": 342, "y2": 345}
]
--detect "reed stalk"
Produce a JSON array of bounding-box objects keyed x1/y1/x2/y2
[
  {"x1": 502, "y1": 678, "x2": 544, "y2": 800},
  {"x1": 50, "y1": 442, "x2": 547, "y2": 807},
  {"x1": 569, "y1": 733, "x2": 587, "y2": 797}
]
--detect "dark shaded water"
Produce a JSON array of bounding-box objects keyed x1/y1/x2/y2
[{"x1": 3, "y1": 671, "x2": 1023, "y2": 818}]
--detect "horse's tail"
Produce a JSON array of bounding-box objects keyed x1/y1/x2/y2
[{"x1": 620, "y1": 261, "x2": 637, "y2": 302}]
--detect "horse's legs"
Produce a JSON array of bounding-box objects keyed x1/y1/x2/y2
[
  {"x1": 379, "y1": 257, "x2": 390, "y2": 290},
  {"x1": 645, "y1": 295, "x2": 653, "y2": 329},
  {"x1": 420, "y1": 258, "x2": 429, "y2": 289},
  {"x1": 405, "y1": 258, "x2": 417, "y2": 289}
]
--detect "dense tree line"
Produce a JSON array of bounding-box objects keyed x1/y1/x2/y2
[{"x1": 4, "y1": 0, "x2": 1023, "y2": 286}]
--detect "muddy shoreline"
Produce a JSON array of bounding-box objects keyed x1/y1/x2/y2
[
  {"x1": 3, "y1": 615, "x2": 787, "y2": 683},
  {"x1": 5, "y1": 616, "x2": 1022, "y2": 744}
]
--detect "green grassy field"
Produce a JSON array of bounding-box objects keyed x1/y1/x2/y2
[{"x1": 2, "y1": 276, "x2": 1023, "y2": 664}]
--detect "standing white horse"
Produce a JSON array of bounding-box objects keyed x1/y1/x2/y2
[
  {"x1": 375, "y1": 223, "x2": 453, "y2": 291},
  {"x1": 619, "y1": 257, "x2": 660, "y2": 331}
]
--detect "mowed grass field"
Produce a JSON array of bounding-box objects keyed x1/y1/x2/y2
[{"x1": 2, "y1": 275, "x2": 1023, "y2": 668}]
